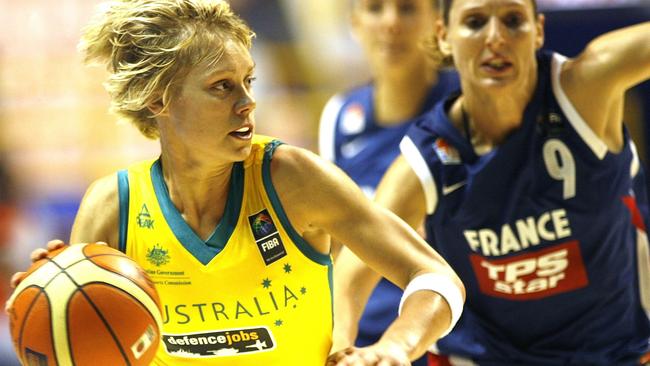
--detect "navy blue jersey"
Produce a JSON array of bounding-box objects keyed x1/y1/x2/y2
[
  {"x1": 401, "y1": 52, "x2": 650, "y2": 365},
  {"x1": 320, "y1": 70, "x2": 459, "y2": 197},
  {"x1": 319, "y1": 70, "x2": 459, "y2": 365}
]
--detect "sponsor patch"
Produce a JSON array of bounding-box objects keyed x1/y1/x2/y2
[
  {"x1": 341, "y1": 103, "x2": 365, "y2": 135},
  {"x1": 24, "y1": 348, "x2": 48, "y2": 366},
  {"x1": 470, "y1": 241, "x2": 588, "y2": 300},
  {"x1": 249, "y1": 209, "x2": 286, "y2": 265},
  {"x1": 131, "y1": 324, "x2": 156, "y2": 360},
  {"x1": 433, "y1": 138, "x2": 461, "y2": 165},
  {"x1": 163, "y1": 326, "x2": 275, "y2": 357}
]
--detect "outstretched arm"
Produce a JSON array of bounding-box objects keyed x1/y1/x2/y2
[
  {"x1": 577, "y1": 21, "x2": 650, "y2": 92},
  {"x1": 561, "y1": 21, "x2": 650, "y2": 145},
  {"x1": 331, "y1": 155, "x2": 430, "y2": 353},
  {"x1": 271, "y1": 146, "x2": 461, "y2": 363}
]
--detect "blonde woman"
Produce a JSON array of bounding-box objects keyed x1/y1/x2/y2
[{"x1": 8, "y1": 0, "x2": 464, "y2": 365}]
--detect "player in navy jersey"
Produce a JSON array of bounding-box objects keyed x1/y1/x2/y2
[
  {"x1": 319, "y1": 2, "x2": 458, "y2": 364},
  {"x1": 335, "y1": 0, "x2": 650, "y2": 364}
]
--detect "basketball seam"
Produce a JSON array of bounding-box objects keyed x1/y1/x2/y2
[
  {"x1": 62, "y1": 253, "x2": 126, "y2": 271},
  {"x1": 17, "y1": 287, "x2": 60, "y2": 366},
  {"x1": 16, "y1": 245, "x2": 159, "y2": 366},
  {"x1": 80, "y1": 253, "x2": 158, "y2": 306},
  {"x1": 84, "y1": 280, "x2": 159, "y2": 353},
  {"x1": 68, "y1": 286, "x2": 133, "y2": 366},
  {"x1": 49, "y1": 253, "x2": 132, "y2": 366}
]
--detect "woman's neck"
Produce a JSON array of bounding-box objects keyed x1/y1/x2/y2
[
  {"x1": 373, "y1": 60, "x2": 438, "y2": 126},
  {"x1": 458, "y1": 72, "x2": 538, "y2": 146},
  {"x1": 159, "y1": 147, "x2": 233, "y2": 239}
]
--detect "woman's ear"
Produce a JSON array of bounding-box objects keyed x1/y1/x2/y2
[
  {"x1": 436, "y1": 19, "x2": 452, "y2": 57},
  {"x1": 535, "y1": 13, "x2": 546, "y2": 50},
  {"x1": 349, "y1": 10, "x2": 361, "y2": 43},
  {"x1": 147, "y1": 98, "x2": 166, "y2": 116}
]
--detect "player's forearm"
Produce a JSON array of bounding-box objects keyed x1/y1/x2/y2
[
  {"x1": 331, "y1": 247, "x2": 381, "y2": 351},
  {"x1": 331, "y1": 297, "x2": 360, "y2": 352},
  {"x1": 377, "y1": 290, "x2": 453, "y2": 360}
]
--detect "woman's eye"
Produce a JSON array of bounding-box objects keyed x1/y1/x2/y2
[
  {"x1": 212, "y1": 81, "x2": 231, "y2": 91},
  {"x1": 465, "y1": 15, "x2": 486, "y2": 30},
  {"x1": 504, "y1": 13, "x2": 523, "y2": 28},
  {"x1": 246, "y1": 76, "x2": 257, "y2": 86},
  {"x1": 398, "y1": 3, "x2": 416, "y2": 15},
  {"x1": 365, "y1": 1, "x2": 382, "y2": 13}
]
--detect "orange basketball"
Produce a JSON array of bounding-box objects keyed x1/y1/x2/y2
[{"x1": 6, "y1": 243, "x2": 162, "y2": 366}]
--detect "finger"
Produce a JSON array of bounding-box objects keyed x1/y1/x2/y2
[
  {"x1": 46, "y1": 239, "x2": 66, "y2": 251},
  {"x1": 4, "y1": 300, "x2": 13, "y2": 315},
  {"x1": 30, "y1": 248, "x2": 49, "y2": 262},
  {"x1": 10, "y1": 272, "x2": 26, "y2": 288},
  {"x1": 328, "y1": 351, "x2": 351, "y2": 364},
  {"x1": 377, "y1": 360, "x2": 395, "y2": 366},
  {"x1": 333, "y1": 353, "x2": 362, "y2": 366}
]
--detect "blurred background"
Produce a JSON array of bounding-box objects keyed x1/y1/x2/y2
[{"x1": 0, "y1": 0, "x2": 648, "y2": 363}]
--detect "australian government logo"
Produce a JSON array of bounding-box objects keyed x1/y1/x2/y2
[
  {"x1": 146, "y1": 243, "x2": 170, "y2": 267},
  {"x1": 163, "y1": 326, "x2": 275, "y2": 357},
  {"x1": 144, "y1": 244, "x2": 191, "y2": 286},
  {"x1": 248, "y1": 209, "x2": 286, "y2": 265}
]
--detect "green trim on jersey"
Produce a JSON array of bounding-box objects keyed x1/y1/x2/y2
[
  {"x1": 150, "y1": 159, "x2": 244, "y2": 265},
  {"x1": 261, "y1": 140, "x2": 331, "y2": 266},
  {"x1": 117, "y1": 169, "x2": 130, "y2": 253}
]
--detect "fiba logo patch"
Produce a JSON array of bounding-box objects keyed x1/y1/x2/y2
[
  {"x1": 146, "y1": 244, "x2": 170, "y2": 267},
  {"x1": 248, "y1": 209, "x2": 286, "y2": 265},
  {"x1": 251, "y1": 212, "x2": 274, "y2": 237}
]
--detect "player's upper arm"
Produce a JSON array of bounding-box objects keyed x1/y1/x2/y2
[
  {"x1": 578, "y1": 21, "x2": 650, "y2": 92},
  {"x1": 561, "y1": 22, "x2": 650, "y2": 141},
  {"x1": 270, "y1": 145, "x2": 445, "y2": 288},
  {"x1": 270, "y1": 144, "x2": 369, "y2": 239},
  {"x1": 375, "y1": 155, "x2": 427, "y2": 230},
  {"x1": 70, "y1": 173, "x2": 120, "y2": 249}
]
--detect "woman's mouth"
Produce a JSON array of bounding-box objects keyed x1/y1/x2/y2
[
  {"x1": 481, "y1": 58, "x2": 513, "y2": 74},
  {"x1": 229, "y1": 126, "x2": 253, "y2": 140}
]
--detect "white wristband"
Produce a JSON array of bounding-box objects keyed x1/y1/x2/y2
[{"x1": 398, "y1": 273, "x2": 464, "y2": 338}]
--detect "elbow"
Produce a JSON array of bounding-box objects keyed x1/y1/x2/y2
[{"x1": 450, "y1": 269, "x2": 466, "y2": 303}]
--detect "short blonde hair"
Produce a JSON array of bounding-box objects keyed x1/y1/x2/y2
[{"x1": 79, "y1": 0, "x2": 255, "y2": 139}]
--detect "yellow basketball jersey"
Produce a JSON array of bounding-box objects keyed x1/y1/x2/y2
[{"x1": 117, "y1": 136, "x2": 333, "y2": 365}]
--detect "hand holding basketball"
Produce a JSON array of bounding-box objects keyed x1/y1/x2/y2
[{"x1": 6, "y1": 241, "x2": 162, "y2": 366}]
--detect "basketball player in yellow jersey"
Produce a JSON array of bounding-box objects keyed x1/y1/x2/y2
[
  {"x1": 8, "y1": 1, "x2": 465, "y2": 365},
  {"x1": 119, "y1": 136, "x2": 335, "y2": 365}
]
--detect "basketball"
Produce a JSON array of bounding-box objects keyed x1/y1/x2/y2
[{"x1": 6, "y1": 243, "x2": 162, "y2": 366}]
